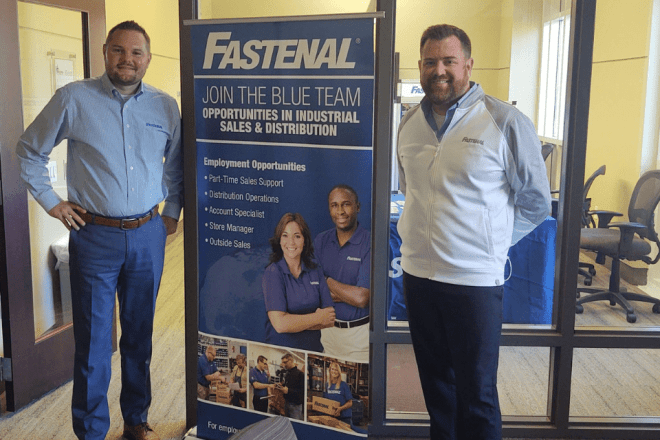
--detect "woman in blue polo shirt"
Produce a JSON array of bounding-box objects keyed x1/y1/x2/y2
[
  {"x1": 323, "y1": 361, "x2": 353, "y2": 425},
  {"x1": 262, "y1": 212, "x2": 336, "y2": 352}
]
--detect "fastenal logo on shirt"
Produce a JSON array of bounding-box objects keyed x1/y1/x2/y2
[
  {"x1": 146, "y1": 122, "x2": 163, "y2": 129},
  {"x1": 346, "y1": 256, "x2": 361, "y2": 262},
  {"x1": 462, "y1": 137, "x2": 485, "y2": 145},
  {"x1": 202, "y1": 32, "x2": 356, "y2": 70}
]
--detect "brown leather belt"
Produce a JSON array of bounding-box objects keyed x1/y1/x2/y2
[{"x1": 80, "y1": 206, "x2": 159, "y2": 230}]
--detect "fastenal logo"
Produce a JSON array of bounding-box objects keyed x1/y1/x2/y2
[
  {"x1": 462, "y1": 137, "x2": 484, "y2": 145},
  {"x1": 146, "y1": 123, "x2": 163, "y2": 129},
  {"x1": 202, "y1": 32, "x2": 356, "y2": 70}
]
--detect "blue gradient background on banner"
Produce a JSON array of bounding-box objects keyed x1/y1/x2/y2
[{"x1": 191, "y1": 17, "x2": 373, "y2": 439}]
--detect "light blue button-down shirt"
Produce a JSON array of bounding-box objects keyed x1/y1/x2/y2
[{"x1": 17, "y1": 73, "x2": 183, "y2": 219}]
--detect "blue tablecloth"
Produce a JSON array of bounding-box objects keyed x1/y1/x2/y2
[{"x1": 388, "y1": 194, "x2": 555, "y2": 324}]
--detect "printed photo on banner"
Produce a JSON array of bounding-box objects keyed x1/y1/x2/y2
[
  {"x1": 197, "y1": 335, "x2": 248, "y2": 407},
  {"x1": 307, "y1": 354, "x2": 369, "y2": 435}
]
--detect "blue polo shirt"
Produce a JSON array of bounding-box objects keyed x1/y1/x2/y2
[
  {"x1": 313, "y1": 224, "x2": 370, "y2": 321},
  {"x1": 197, "y1": 353, "x2": 217, "y2": 387},
  {"x1": 249, "y1": 366, "x2": 270, "y2": 398},
  {"x1": 324, "y1": 381, "x2": 353, "y2": 420},
  {"x1": 263, "y1": 259, "x2": 334, "y2": 352}
]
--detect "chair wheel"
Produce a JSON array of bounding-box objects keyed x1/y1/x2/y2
[
  {"x1": 653, "y1": 304, "x2": 660, "y2": 314},
  {"x1": 576, "y1": 305, "x2": 584, "y2": 314},
  {"x1": 609, "y1": 300, "x2": 616, "y2": 306},
  {"x1": 589, "y1": 267, "x2": 596, "y2": 276},
  {"x1": 583, "y1": 278, "x2": 592, "y2": 286},
  {"x1": 627, "y1": 313, "x2": 637, "y2": 323}
]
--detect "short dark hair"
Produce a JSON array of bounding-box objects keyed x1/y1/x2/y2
[
  {"x1": 281, "y1": 353, "x2": 294, "y2": 362},
  {"x1": 257, "y1": 355, "x2": 267, "y2": 364},
  {"x1": 328, "y1": 184, "x2": 359, "y2": 205},
  {"x1": 106, "y1": 20, "x2": 151, "y2": 52},
  {"x1": 420, "y1": 24, "x2": 471, "y2": 59},
  {"x1": 267, "y1": 212, "x2": 316, "y2": 269}
]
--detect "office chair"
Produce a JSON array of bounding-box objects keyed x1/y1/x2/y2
[
  {"x1": 578, "y1": 165, "x2": 607, "y2": 285},
  {"x1": 542, "y1": 143, "x2": 555, "y2": 161},
  {"x1": 576, "y1": 170, "x2": 660, "y2": 323}
]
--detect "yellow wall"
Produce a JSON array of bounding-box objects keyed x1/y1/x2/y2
[
  {"x1": 395, "y1": 0, "x2": 510, "y2": 100},
  {"x1": 585, "y1": 0, "x2": 653, "y2": 213},
  {"x1": 201, "y1": 0, "x2": 373, "y2": 19},
  {"x1": 105, "y1": 0, "x2": 181, "y2": 108}
]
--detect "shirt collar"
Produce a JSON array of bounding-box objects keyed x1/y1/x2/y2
[
  {"x1": 101, "y1": 72, "x2": 146, "y2": 100},
  {"x1": 331, "y1": 223, "x2": 365, "y2": 246},
  {"x1": 422, "y1": 81, "x2": 478, "y2": 134},
  {"x1": 275, "y1": 258, "x2": 310, "y2": 276}
]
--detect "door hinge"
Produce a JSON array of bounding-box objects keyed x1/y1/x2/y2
[{"x1": 0, "y1": 357, "x2": 12, "y2": 381}]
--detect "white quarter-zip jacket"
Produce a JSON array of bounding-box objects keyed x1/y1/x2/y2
[{"x1": 397, "y1": 84, "x2": 551, "y2": 287}]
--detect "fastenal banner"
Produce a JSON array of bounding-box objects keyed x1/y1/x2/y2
[{"x1": 187, "y1": 15, "x2": 375, "y2": 439}]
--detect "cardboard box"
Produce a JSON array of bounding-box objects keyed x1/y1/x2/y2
[
  {"x1": 308, "y1": 415, "x2": 352, "y2": 432},
  {"x1": 216, "y1": 395, "x2": 231, "y2": 405},
  {"x1": 210, "y1": 381, "x2": 231, "y2": 398},
  {"x1": 311, "y1": 396, "x2": 340, "y2": 415},
  {"x1": 268, "y1": 386, "x2": 286, "y2": 416}
]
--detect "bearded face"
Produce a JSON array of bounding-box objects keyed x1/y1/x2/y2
[{"x1": 419, "y1": 36, "x2": 473, "y2": 114}]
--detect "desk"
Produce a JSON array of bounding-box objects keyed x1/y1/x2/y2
[{"x1": 388, "y1": 195, "x2": 555, "y2": 324}]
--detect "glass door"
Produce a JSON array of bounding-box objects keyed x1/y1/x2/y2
[{"x1": 0, "y1": 0, "x2": 105, "y2": 413}]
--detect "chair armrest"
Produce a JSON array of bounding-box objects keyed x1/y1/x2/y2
[
  {"x1": 608, "y1": 221, "x2": 647, "y2": 254},
  {"x1": 588, "y1": 210, "x2": 623, "y2": 228}
]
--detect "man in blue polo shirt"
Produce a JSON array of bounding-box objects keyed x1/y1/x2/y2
[
  {"x1": 197, "y1": 345, "x2": 224, "y2": 400},
  {"x1": 249, "y1": 355, "x2": 273, "y2": 413},
  {"x1": 314, "y1": 184, "x2": 371, "y2": 362}
]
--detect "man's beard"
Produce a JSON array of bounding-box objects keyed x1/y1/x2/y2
[
  {"x1": 109, "y1": 65, "x2": 139, "y2": 86},
  {"x1": 422, "y1": 76, "x2": 460, "y2": 107}
]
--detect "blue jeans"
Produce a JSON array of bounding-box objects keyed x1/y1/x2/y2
[
  {"x1": 403, "y1": 272, "x2": 503, "y2": 440},
  {"x1": 69, "y1": 213, "x2": 166, "y2": 440}
]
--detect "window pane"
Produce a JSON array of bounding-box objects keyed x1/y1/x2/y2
[
  {"x1": 571, "y1": 348, "x2": 660, "y2": 417},
  {"x1": 18, "y1": 0, "x2": 83, "y2": 341},
  {"x1": 386, "y1": 344, "x2": 550, "y2": 417}
]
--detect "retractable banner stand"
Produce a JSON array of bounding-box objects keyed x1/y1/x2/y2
[{"x1": 187, "y1": 15, "x2": 374, "y2": 439}]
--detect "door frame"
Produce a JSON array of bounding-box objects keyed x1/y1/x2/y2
[{"x1": 0, "y1": 0, "x2": 105, "y2": 412}]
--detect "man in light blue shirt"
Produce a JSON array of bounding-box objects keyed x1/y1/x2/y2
[{"x1": 16, "y1": 21, "x2": 182, "y2": 440}]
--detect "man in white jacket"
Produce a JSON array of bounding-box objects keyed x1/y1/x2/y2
[{"x1": 397, "y1": 24, "x2": 550, "y2": 440}]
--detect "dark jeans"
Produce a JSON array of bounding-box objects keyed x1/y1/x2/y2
[{"x1": 403, "y1": 272, "x2": 503, "y2": 440}]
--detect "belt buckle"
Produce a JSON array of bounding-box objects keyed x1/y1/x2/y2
[{"x1": 120, "y1": 217, "x2": 137, "y2": 230}]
